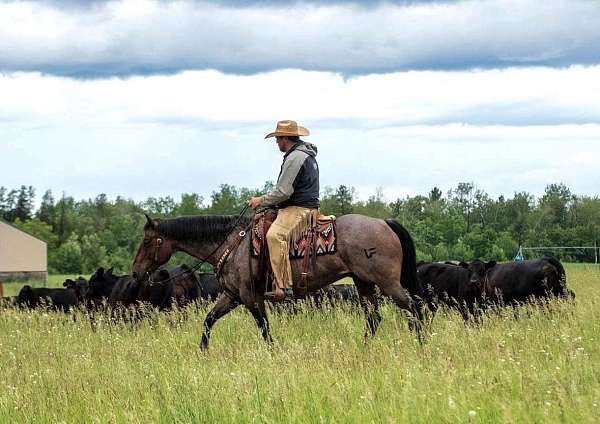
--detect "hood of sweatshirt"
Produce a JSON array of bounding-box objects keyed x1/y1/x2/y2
[{"x1": 294, "y1": 141, "x2": 318, "y2": 157}]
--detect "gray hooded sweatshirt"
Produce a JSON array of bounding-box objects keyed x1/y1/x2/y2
[{"x1": 260, "y1": 142, "x2": 320, "y2": 209}]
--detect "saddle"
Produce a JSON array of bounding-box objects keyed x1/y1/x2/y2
[{"x1": 251, "y1": 209, "x2": 336, "y2": 299}]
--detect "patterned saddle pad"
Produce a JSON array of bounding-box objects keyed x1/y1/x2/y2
[{"x1": 251, "y1": 219, "x2": 337, "y2": 259}]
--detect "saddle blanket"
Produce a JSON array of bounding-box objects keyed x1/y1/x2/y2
[{"x1": 251, "y1": 220, "x2": 337, "y2": 259}]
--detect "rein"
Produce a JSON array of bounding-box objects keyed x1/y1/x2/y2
[{"x1": 146, "y1": 204, "x2": 251, "y2": 286}]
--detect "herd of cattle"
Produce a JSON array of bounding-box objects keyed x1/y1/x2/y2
[
  {"x1": 0, "y1": 264, "x2": 355, "y2": 313},
  {"x1": 417, "y1": 256, "x2": 573, "y2": 319},
  {"x1": 0, "y1": 256, "x2": 573, "y2": 319}
]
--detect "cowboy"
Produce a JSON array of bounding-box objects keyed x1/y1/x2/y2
[{"x1": 248, "y1": 120, "x2": 320, "y2": 301}]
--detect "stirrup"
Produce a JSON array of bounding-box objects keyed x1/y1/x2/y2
[{"x1": 264, "y1": 288, "x2": 294, "y2": 302}]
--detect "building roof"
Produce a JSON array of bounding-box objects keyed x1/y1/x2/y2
[{"x1": 0, "y1": 218, "x2": 48, "y2": 246}]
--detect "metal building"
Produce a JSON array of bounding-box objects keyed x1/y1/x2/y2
[{"x1": 0, "y1": 219, "x2": 47, "y2": 282}]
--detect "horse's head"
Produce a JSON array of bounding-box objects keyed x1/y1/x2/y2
[{"x1": 132, "y1": 214, "x2": 176, "y2": 282}]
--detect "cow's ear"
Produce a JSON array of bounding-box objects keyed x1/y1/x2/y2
[
  {"x1": 63, "y1": 279, "x2": 74, "y2": 287},
  {"x1": 485, "y1": 260, "x2": 497, "y2": 269},
  {"x1": 459, "y1": 261, "x2": 469, "y2": 269}
]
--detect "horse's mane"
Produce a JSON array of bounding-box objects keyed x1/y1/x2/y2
[{"x1": 156, "y1": 215, "x2": 252, "y2": 243}]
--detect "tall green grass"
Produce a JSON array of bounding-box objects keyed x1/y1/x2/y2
[{"x1": 1, "y1": 265, "x2": 599, "y2": 422}]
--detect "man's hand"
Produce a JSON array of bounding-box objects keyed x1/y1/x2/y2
[{"x1": 248, "y1": 196, "x2": 263, "y2": 209}]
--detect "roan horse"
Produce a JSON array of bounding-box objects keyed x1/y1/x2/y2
[{"x1": 132, "y1": 213, "x2": 424, "y2": 350}]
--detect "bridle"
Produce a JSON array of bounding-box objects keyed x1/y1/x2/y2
[
  {"x1": 142, "y1": 204, "x2": 250, "y2": 286},
  {"x1": 153, "y1": 237, "x2": 163, "y2": 263}
]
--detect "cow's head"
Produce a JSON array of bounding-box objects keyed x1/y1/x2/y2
[
  {"x1": 459, "y1": 259, "x2": 496, "y2": 300},
  {"x1": 85, "y1": 267, "x2": 114, "y2": 303},
  {"x1": 63, "y1": 277, "x2": 89, "y2": 300}
]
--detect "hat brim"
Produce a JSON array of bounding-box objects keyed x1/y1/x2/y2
[{"x1": 264, "y1": 126, "x2": 310, "y2": 139}]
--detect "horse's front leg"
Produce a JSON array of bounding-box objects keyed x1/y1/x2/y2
[
  {"x1": 246, "y1": 299, "x2": 274, "y2": 345},
  {"x1": 200, "y1": 292, "x2": 239, "y2": 351}
]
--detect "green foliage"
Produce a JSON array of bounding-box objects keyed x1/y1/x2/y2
[
  {"x1": 0, "y1": 185, "x2": 35, "y2": 222},
  {"x1": 54, "y1": 234, "x2": 84, "y2": 274},
  {"x1": 4, "y1": 181, "x2": 599, "y2": 274},
  {"x1": 13, "y1": 217, "x2": 58, "y2": 247}
]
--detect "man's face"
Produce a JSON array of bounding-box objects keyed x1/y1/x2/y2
[{"x1": 276, "y1": 136, "x2": 287, "y2": 152}]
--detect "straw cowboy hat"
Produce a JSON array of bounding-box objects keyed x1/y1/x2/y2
[{"x1": 264, "y1": 120, "x2": 310, "y2": 139}]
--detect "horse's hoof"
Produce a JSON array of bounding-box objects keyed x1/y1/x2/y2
[{"x1": 199, "y1": 337, "x2": 209, "y2": 352}]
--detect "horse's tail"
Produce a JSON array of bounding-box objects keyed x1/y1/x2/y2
[
  {"x1": 543, "y1": 255, "x2": 569, "y2": 297},
  {"x1": 385, "y1": 219, "x2": 423, "y2": 300}
]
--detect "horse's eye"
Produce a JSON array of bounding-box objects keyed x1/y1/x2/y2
[{"x1": 143, "y1": 238, "x2": 150, "y2": 246}]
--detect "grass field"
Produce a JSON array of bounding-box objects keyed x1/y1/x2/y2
[{"x1": 1, "y1": 265, "x2": 599, "y2": 422}]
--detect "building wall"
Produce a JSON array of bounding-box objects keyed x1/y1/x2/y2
[{"x1": 0, "y1": 221, "x2": 47, "y2": 273}]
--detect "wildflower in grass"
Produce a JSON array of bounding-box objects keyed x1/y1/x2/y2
[{"x1": 468, "y1": 410, "x2": 477, "y2": 417}]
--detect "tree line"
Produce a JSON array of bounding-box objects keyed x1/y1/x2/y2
[{"x1": 1, "y1": 182, "x2": 598, "y2": 274}]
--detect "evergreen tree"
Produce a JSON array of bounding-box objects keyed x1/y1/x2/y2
[
  {"x1": 0, "y1": 187, "x2": 6, "y2": 218},
  {"x1": 429, "y1": 187, "x2": 443, "y2": 202},
  {"x1": 333, "y1": 185, "x2": 354, "y2": 216},
  {"x1": 12, "y1": 185, "x2": 35, "y2": 221},
  {"x1": 37, "y1": 189, "x2": 56, "y2": 227},
  {"x1": 2, "y1": 189, "x2": 17, "y2": 221}
]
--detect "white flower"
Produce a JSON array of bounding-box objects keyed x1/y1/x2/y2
[{"x1": 468, "y1": 410, "x2": 477, "y2": 417}]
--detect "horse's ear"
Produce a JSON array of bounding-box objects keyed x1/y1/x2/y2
[
  {"x1": 144, "y1": 213, "x2": 156, "y2": 228},
  {"x1": 107, "y1": 267, "x2": 114, "y2": 276},
  {"x1": 96, "y1": 267, "x2": 104, "y2": 277},
  {"x1": 458, "y1": 261, "x2": 469, "y2": 269}
]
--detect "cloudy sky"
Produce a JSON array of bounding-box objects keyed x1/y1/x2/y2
[{"x1": 1, "y1": 0, "x2": 599, "y2": 205}]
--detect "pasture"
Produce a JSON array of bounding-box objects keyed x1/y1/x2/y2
[{"x1": 1, "y1": 265, "x2": 599, "y2": 422}]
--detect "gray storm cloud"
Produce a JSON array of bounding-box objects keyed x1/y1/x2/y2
[{"x1": 0, "y1": 0, "x2": 599, "y2": 77}]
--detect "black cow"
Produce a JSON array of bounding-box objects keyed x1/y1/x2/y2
[
  {"x1": 15, "y1": 285, "x2": 80, "y2": 312},
  {"x1": 137, "y1": 265, "x2": 220, "y2": 308},
  {"x1": 196, "y1": 272, "x2": 223, "y2": 301},
  {"x1": 86, "y1": 267, "x2": 139, "y2": 309},
  {"x1": 307, "y1": 284, "x2": 359, "y2": 306},
  {"x1": 150, "y1": 265, "x2": 210, "y2": 306},
  {"x1": 87, "y1": 266, "x2": 211, "y2": 312},
  {"x1": 62, "y1": 277, "x2": 89, "y2": 302},
  {"x1": 417, "y1": 260, "x2": 496, "y2": 319},
  {"x1": 485, "y1": 256, "x2": 571, "y2": 304}
]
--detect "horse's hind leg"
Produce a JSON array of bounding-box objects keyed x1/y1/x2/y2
[
  {"x1": 200, "y1": 292, "x2": 239, "y2": 351},
  {"x1": 354, "y1": 278, "x2": 382, "y2": 340},
  {"x1": 246, "y1": 300, "x2": 274, "y2": 345},
  {"x1": 379, "y1": 283, "x2": 424, "y2": 342}
]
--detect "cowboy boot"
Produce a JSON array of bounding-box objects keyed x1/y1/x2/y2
[{"x1": 264, "y1": 281, "x2": 294, "y2": 301}]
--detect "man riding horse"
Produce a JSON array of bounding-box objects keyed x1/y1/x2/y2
[
  {"x1": 132, "y1": 120, "x2": 423, "y2": 349},
  {"x1": 248, "y1": 120, "x2": 320, "y2": 301}
]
